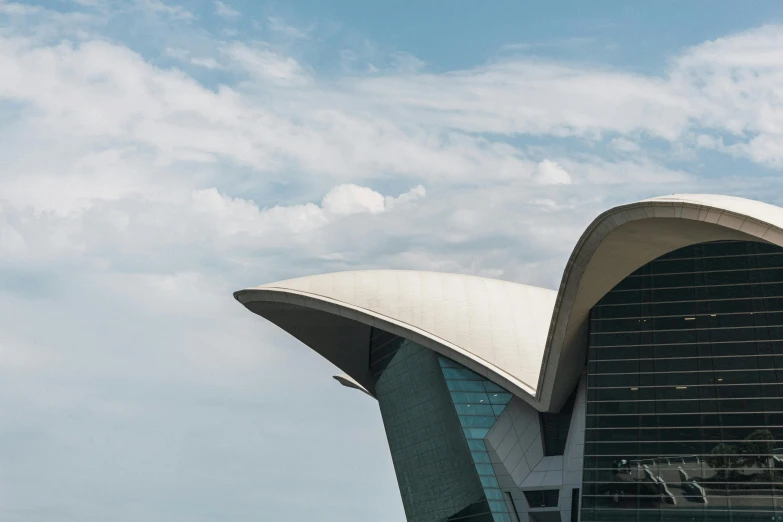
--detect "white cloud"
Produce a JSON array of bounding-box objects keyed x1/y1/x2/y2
[
  {"x1": 319, "y1": 183, "x2": 425, "y2": 216},
  {"x1": 4, "y1": 6, "x2": 783, "y2": 176},
  {"x1": 0, "y1": 1, "x2": 42, "y2": 15},
  {"x1": 0, "y1": 181, "x2": 428, "y2": 268},
  {"x1": 390, "y1": 52, "x2": 425, "y2": 74},
  {"x1": 609, "y1": 137, "x2": 641, "y2": 152},
  {"x1": 223, "y1": 41, "x2": 311, "y2": 84},
  {"x1": 191, "y1": 187, "x2": 329, "y2": 235},
  {"x1": 557, "y1": 157, "x2": 690, "y2": 185},
  {"x1": 214, "y1": 0, "x2": 239, "y2": 19},
  {"x1": 1, "y1": 9, "x2": 782, "y2": 522},
  {"x1": 190, "y1": 56, "x2": 223, "y2": 69},
  {"x1": 0, "y1": 217, "x2": 26, "y2": 257},
  {"x1": 165, "y1": 47, "x2": 224, "y2": 69},
  {"x1": 198, "y1": 183, "x2": 428, "y2": 235},
  {"x1": 385, "y1": 185, "x2": 426, "y2": 210},
  {"x1": 533, "y1": 160, "x2": 572, "y2": 185},
  {"x1": 344, "y1": 25, "x2": 783, "y2": 168},
  {"x1": 668, "y1": 25, "x2": 783, "y2": 165},
  {"x1": 267, "y1": 16, "x2": 309, "y2": 39},
  {"x1": 0, "y1": 334, "x2": 58, "y2": 369},
  {"x1": 135, "y1": 0, "x2": 194, "y2": 20},
  {"x1": 0, "y1": 36, "x2": 547, "y2": 183},
  {"x1": 71, "y1": 0, "x2": 105, "y2": 7},
  {"x1": 352, "y1": 61, "x2": 689, "y2": 140},
  {"x1": 321, "y1": 184, "x2": 386, "y2": 215}
]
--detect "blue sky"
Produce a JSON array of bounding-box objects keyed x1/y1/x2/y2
[{"x1": 2, "y1": 1, "x2": 783, "y2": 521}]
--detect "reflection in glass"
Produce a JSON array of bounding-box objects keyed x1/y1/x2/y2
[
  {"x1": 582, "y1": 241, "x2": 783, "y2": 522},
  {"x1": 439, "y1": 356, "x2": 513, "y2": 522},
  {"x1": 375, "y1": 338, "x2": 496, "y2": 522},
  {"x1": 372, "y1": 331, "x2": 516, "y2": 522}
]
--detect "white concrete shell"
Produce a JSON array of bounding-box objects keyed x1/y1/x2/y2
[
  {"x1": 235, "y1": 194, "x2": 783, "y2": 412},
  {"x1": 234, "y1": 271, "x2": 558, "y2": 400}
]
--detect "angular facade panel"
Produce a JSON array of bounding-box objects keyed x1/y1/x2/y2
[{"x1": 375, "y1": 338, "x2": 490, "y2": 521}]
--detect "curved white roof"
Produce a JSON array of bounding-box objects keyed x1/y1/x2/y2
[
  {"x1": 235, "y1": 194, "x2": 783, "y2": 412},
  {"x1": 235, "y1": 271, "x2": 557, "y2": 399}
]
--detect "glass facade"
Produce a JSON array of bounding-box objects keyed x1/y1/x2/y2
[
  {"x1": 523, "y1": 489, "x2": 560, "y2": 508},
  {"x1": 371, "y1": 327, "x2": 514, "y2": 522},
  {"x1": 439, "y1": 356, "x2": 514, "y2": 521},
  {"x1": 541, "y1": 388, "x2": 577, "y2": 456},
  {"x1": 582, "y1": 240, "x2": 783, "y2": 522}
]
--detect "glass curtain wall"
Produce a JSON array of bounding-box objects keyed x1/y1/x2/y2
[
  {"x1": 371, "y1": 327, "x2": 513, "y2": 522},
  {"x1": 439, "y1": 357, "x2": 514, "y2": 521},
  {"x1": 582, "y1": 240, "x2": 783, "y2": 522}
]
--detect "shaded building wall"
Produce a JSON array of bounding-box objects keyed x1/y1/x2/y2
[
  {"x1": 374, "y1": 339, "x2": 489, "y2": 521},
  {"x1": 374, "y1": 335, "x2": 516, "y2": 521}
]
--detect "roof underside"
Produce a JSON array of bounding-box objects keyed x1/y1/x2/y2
[{"x1": 235, "y1": 194, "x2": 783, "y2": 412}]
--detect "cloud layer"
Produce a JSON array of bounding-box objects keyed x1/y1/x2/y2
[{"x1": 2, "y1": 2, "x2": 783, "y2": 522}]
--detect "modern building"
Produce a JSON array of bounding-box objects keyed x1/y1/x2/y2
[{"x1": 234, "y1": 194, "x2": 783, "y2": 522}]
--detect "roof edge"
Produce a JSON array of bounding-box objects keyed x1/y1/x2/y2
[
  {"x1": 535, "y1": 195, "x2": 783, "y2": 410},
  {"x1": 234, "y1": 286, "x2": 540, "y2": 407}
]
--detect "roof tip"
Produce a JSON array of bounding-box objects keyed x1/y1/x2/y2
[{"x1": 333, "y1": 375, "x2": 374, "y2": 397}]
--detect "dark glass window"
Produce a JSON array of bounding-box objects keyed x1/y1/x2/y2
[
  {"x1": 523, "y1": 489, "x2": 559, "y2": 508},
  {"x1": 439, "y1": 356, "x2": 512, "y2": 521},
  {"x1": 540, "y1": 387, "x2": 576, "y2": 456},
  {"x1": 374, "y1": 338, "x2": 495, "y2": 522},
  {"x1": 582, "y1": 241, "x2": 783, "y2": 522},
  {"x1": 368, "y1": 327, "x2": 403, "y2": 379},
  {"x1": 372, "y1": 330, "x2": 514, "y2": 522},
  {"x1": 571, "y1": 489, "x2": 580, "y2": 522}
]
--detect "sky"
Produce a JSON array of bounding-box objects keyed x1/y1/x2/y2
[{"x1": 2, "y1": 1, "x2": 783, "y2": 520}]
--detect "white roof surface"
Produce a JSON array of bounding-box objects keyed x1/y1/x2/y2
[
  {"x1": 236, "y1": 194, "x2": 783, "y2": 412},
  {"x1": 236, "y1": 271, "x2": 557, "y2": 399}
]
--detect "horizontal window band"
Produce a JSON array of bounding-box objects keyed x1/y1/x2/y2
[
  {"x1": 587, "y1": 411, "x2": 783, "y2": 416},
  {"x1": 650, "y1": 250, "x2": 783, "y2": 264},
  {"x1": 641, "y1": 250, "x2": 783, "y2": 264},
  {"x1": 588, "y1": 338, "x2": 783, "y2": 349},
  {"x1": 591, "y1": 324, "x2": 783, "y2": 336},
  {"x1": 587, "y1": 439, "x2": 780, "y2": 443},
  {"x1": 581, "y1": 513, "x2": 779, "y2": 518},
  {"x1": 606, "y1": 280, "x2": 783, "y2": 294},
  {"x1": 587, "y1": 380, "x2": 783, "y2": 388},
  {"x1": 584, "y1": 453, "x2": 783, "y2": 456},
  {"x1": 584, "y1": 453, "x2": 783, "y2": 460},
  {"x1": 585, "y1": 440, "x2": 783, "y2": 448},
  {"x1": 584, "y1": 505, "x2": 780, "y2": 508},
  {"x1": 587, "y1": 397, "x2": 783, "y2": 402},
  {"x1": 595, "y1": 295, "x2": 783, "y2": 309},
  {"x1": 590, "y1": 324, "x2": 783, "y2": 338},
  {"x1": 583, "y1": 467, "x2": 775, "y2": 471},
  {"x1": 625, "y1": 264, "x2": 783, "y2": 279},
  {"x1": 589, "y1": 369, "x2": 783, "y2": 377},
  {"x1": 589, "y1": 354, "x2": 783, "y2": 362},
  {"x1": 586, "y1": 425, "x2": 783, "y2": 430},
  {"x1": 582, "y1": 499, "x2": 781, "y2": 504},
  {"x1": 580, "y1": 508, "x2": 783, "y2": 515},
  {"x1": 593, "y1": 310, "x2": 783, "y2": 322},
  {"x1": 581, "y1": 487, "x2": 783, "y2": 491}
]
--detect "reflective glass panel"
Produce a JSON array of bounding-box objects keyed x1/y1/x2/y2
[
  {"x1": 374, "y1": 337, "x2": 494, "y2": 522},
  {"x1": 583, "y1": 241, "x2": 783, "y2": 522}
]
